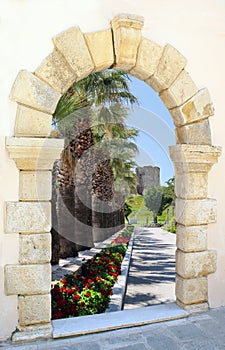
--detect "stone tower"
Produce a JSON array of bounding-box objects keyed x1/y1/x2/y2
[{"x1": 136, "y1": 166, "x2": 160, "y2": 195}]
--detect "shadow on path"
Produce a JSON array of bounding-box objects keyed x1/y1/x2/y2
[{"x1": 123, "y1": 227, "x2": 176, "y2": 309}]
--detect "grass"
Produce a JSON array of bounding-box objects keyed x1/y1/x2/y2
[
  {"x1": 126, "y1": 195, "x2": 176, "y2": 231},
  {"x1": 126, "y1": 196, "x2": 153, "y2": 225}
]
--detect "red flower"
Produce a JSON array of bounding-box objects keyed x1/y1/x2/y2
[
  {"x1": 53, "y1": 311, "x2": 63, "y2": 319},
  {"x1": 53, "y1": 284, "x2": 60, "y2": 291},
  {"x1": 74, "y1": 294, "x2": 80, "y2": 301},
  {"x1": 57, "y1": 299, "x2": 66, "y2": 308},
  {"x1": 86, "y1": 291, "x2": 92, "y2": 297}
]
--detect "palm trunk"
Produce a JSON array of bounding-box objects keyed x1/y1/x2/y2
[
  {"x1": 92, "y1": 149, "x2": 114, "y2": 242},
  {"x1": 56, "y1": 116, "x2": 95, "y2": 258},
  {"x1": 57, "y1": 147, "x2": 78, "y2": 258},
  {"x1": 51, "y1": 160, "x2": 60, "y2": 265}
]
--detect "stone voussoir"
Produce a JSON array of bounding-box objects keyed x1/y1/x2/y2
[
  {"x1": 18, "y1": 294, "x2": 51, "y2": 326},
  {"x1": 176, "y1": 275, "x2": 208, "y2": 304},
  {"x1": 5, "y1": 263, "x2": 51, "y2": 295},
  {"x1": 15, "y1": 105, "x2": 52, "y2": 138},
  {"x1": 176, "y1": 198, "x2": 217, "y2": 226},
  {"x1": 176, "y1": 224, "x2": 208, "y2": 252},
  {"x1": 52, "y1": 26, "x2": 94, "y2": 81},
  {"x1": 170, "y1": 88, "x2": 214, "y2": 127},
  {"x1": 5, "y1": 201, "x2": 51, "y2": 233},
  {"x1": 84, "y1": 29, "x2": 114, "y2": 72},
  {"x1": 176, "y1": 249, "x2": 217, "y2": 278},
  {"x1": 35, "y1": 50, "x2": 76, "y2": 93},
  {"x1": 176, "y1": 119, "x2": 212, "y2": 145},
  {"x1": 146, "y1": 44, "x2": 187, "y2": 92},
  {"x1": 160, "y1": 69, "x2": 198, "y2": 109},
  {"x1": 10, "y1": 70, "x2": 61, "y2": 114},
  {"x1": 19, "y1": 233, "x2": 51, "y2": 264},
  {"x1": 111, "y1": 13, "x2": 144, "y2": 71},
  {"x1": 130, "y1": 37, "x2": 163, "y2": 80}
]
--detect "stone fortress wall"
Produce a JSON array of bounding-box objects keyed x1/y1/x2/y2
[{"x1": 136, "y1": 166, "x2": 160, "y2": 194}]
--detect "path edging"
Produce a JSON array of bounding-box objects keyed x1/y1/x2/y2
[{"x1": 105, "y1": 228, "x2": 135, "y2": 312}]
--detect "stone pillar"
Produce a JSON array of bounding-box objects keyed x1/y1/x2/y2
[
  {"x1": 5, "y1": 137, "x2": 63, "y2": 342},
  {"x1": 170, "y1": 144, "x2": 221, "y2": 311}
]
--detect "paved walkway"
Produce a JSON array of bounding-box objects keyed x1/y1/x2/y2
[
  {"x1": 124, "y1": 227, "x2": 176, "y2": 309},
  {"x1": 2, "y1": 307, "x2": 225, "y2": 349},
  {"x1": 2, "y1": 227, "x2": 225, "y2": 349}
]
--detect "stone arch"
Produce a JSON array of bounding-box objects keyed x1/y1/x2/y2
[{"x1": 5, "y1": 14, "x2": 221, "y2": 342}]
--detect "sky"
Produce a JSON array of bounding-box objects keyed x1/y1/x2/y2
[{"x1": 126, "y1": 76, "x2": 176, "y2": 185}]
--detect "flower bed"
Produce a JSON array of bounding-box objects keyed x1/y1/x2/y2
[{"x1": 51, "y1": 227, "x2": 133, "y2": 319}]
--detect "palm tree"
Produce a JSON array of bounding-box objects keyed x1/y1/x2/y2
[{"x1": 51, "y1": 70, "x2": 138, "y2": 262}]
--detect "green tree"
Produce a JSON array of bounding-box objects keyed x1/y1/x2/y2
[
  {"x1": 158, "y1": 177, "x2": 175, "y2": 215},
  {"x1": 51, "y1": 70, "x2": 138, "y2": 262},
  {"x1": 124, "y1": 202, "x2": 133, "y2": 223},
  {"x1": 144, "y1": 186, "x2": 163, "y2": 224},
  {"x1": 91, "y1": 101, "x2": 138, "y2": 196}
]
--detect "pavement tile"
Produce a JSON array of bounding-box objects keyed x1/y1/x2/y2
[
  {"x1": 146, "y1": 334, "x2": 182, "y2": 350},
  {"x1": 74, "y1": 342, "x2": 101, "y2": 350},
  {"x1": 182, "y1": 339, "x2": 223, "y2": 350},
  {"x1": 209, "y1": 307, "x2": 225, "y2": 323},
  {"x1": 106, "y1": 332, "x2": 144, "y2": 345},
  {"x1": 194, "y1": 318, "x2": 225, "y2": 337},
  {"x1": 37, "y1": 339, "x2": 71, "y2": 350},
  {"x1": 115, "y1": 343, "x2": 149, "y2": 350},
  {"x1": 167, "y1": 323, "x2": 207, "y2": 342}
]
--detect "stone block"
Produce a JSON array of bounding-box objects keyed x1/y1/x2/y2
[
  {"x1": 176, "y1": 198, "x2": 216, "y2": 226},
  {"x1": 19, "y1": 171, "x2": 52, "y2": 201},
  {"x1": 6, "y1": 137, "x2": 64, "y2": 170},
  {"x1": 169, "y1": 144, "x2": 222, "y2": 173},
  {"x1": 130, "y1": 37, "x2": 163, "y2": 80},
  {"x1": 5, "y1": 202, "x2": 51, "y2": 233},
  {"x1": 160, "y1": 69, "x2": 198, "y2": 109},
  {"x1": 170, "y1": 88, "x2": 214, "y2": 126},
  {"x1": 19, "y1": 233, "x2": 51, "y2": 264},
  {"x1": 176, "y1": 249, "x2": 217, "y2": 278},
  {"x1": 111, "y1": 13, "x2": 144, "y2": 70},
  {"x1": 176, "y1": 119, "x2": 211, "y2": 145},
  {"x1": 146, "y1": 44, "x2": 187, "y2": 92},
  {"x1": 175, "y1": 171, "x2": 208, "y2": 199},
  {"x1": 5, "y1": 264, "x2": 51, "y2": 295},
  {"x1": 19, "y1": 294, "x2": 51, "y2": 326},
  {"x1": 176, "y1": 275, "x2": 208, "y2": 304},
  {"x1": 52, "y1": 26, "x2": 94, "y2": 81},
  {"x1": 176, "y1": 300, "x2": 209, "y2": 313},
  {"x1": 15, "y1": 105, "x2": 52, "y2": 137},
  {"x1": 35, "y1": 50, "x2": 76, "y2": 93},
  {"x1": 12, "y1": 323, "x2": 52, "y2": 343},
  {"x1": 10, "y1": 70, "x2": 61, "y2": 114},
  {"x1": 84, "y1": 30, "x2": 114, "y2": 72},
  {"x1": 176, "y1": 224, "x2": 207, "y2": 252}
]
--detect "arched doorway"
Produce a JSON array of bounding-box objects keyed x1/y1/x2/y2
[{"x1": 5, "y1": 13, "x2": 221, "y2": 342}]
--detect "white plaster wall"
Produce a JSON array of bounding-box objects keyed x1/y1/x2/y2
[{"x1": 0, "y1": 0, "x2": 224, "y2": 340}]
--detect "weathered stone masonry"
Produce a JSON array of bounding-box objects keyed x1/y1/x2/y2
[
  {"x1": 136, "y1": 165, "x2": 160, "y2": 195},
  {"x1": 5, "y1": 13, "x2": 221, "y2": 342}
]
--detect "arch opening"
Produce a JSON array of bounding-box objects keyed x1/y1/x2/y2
[{"x1": 5, "y1": 13, "x2": 221, "y2": 342}]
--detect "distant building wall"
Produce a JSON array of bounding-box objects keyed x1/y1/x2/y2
[{"x1": 136, "y1": 166, "x2": 160, "y2": 195}]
